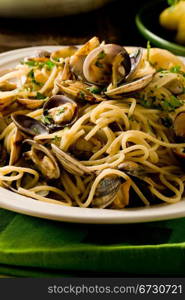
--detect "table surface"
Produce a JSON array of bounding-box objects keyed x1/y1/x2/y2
[{"x1": 0, "y1": 0, "x2": 148, "y2": 53}]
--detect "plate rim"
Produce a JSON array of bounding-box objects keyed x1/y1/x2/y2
[{"x1": 0, "y1": 45, "x2": 185, "y2": 224}]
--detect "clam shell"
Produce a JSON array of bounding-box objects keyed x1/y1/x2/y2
[{"x1": 12, "y1": 114, "x2": 49, "y2": 136}]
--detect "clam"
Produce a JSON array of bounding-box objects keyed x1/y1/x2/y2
[
  {"x1": 106, "y1": 74, "x2": 154, "y2": 96},
  {"x1": 163, "y1": 73, "x2": 185, "y2": 95},
  {"x1": 118, "y1": 161, "x2": 155, "y2": 206},
  {"x1": 92, "y1": 176, "x2": 122, "y2": 208},
  {"x1": 11, "y1": 114, "x2": 49, "y2": 137},
  {"x1": 126, "y1": 48, "x2": 143, "y2": 81},
  {"x1": 112, "y1": 179, "x2": 131, "y2": 209},
  {"x1": 83, "y1": 44, "x2": 131, "y2": 86},
  {"x1": 82, "y1": 43, "x2": 155, "y2": 96},
  {"x1": 174, "y1": 112, "x2": 185, "y2": 139},
  {"x1": 70, "y1": 36, "x2": 100, "y2": 80},
  {"x1": 24, "y1": 140, "x2": 60, "y2": 179},
  {"x1": 173, "y1": 112, "x2": 185, "y2": 161},
  {"x1": 43, "y1": 95, "x2": 78, "y2": 131},
  {"x1": 51, "y1": 144, "x2": 92, "y2": 176},
  {"x1": 149, "y1": 72, "x2": 184, "y2": 95},
  {"x1": 57, "y1": 80, "x2": 106, "y2": 102}
]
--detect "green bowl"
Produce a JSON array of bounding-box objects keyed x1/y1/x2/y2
[{"x1": 135, "y1": 0, "x2": 185, "y2": 56}]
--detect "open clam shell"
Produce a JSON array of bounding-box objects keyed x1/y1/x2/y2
[
  {"x1": 70, "y1": 37, "x2": 100, "y2": 80},
  {"x1": 24, "y1": 139, "x2": 60, "y2": 179},
  {"x1": 43, "y1": 95, "x2": 78, "y2": 131},
  {"x1": 126, "y1": 47, "x2": 143, "y2": 81},
  {"x1": 105, "y1": 73, "x2": 154, "y2": 96},
  {"x1": 174, "y1": 112, "x2": 185, "y2": 139},
  {"x1": 12, "y1": 114, "x2": 49, "y2": 137},
  {"x1": 83, "y1": 44, "x2": 131, "y2": 86},
  {"x1": 92, "y1": 176, "x2": 122, "y2": 208}
]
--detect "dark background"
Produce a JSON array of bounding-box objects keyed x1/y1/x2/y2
[{"x1": 0, "y1": 0, "x2": 153, "y2": 52}]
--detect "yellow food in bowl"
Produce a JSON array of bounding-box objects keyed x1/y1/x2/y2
[{"x1": 160, "y1": 0, "x2": 185, "y2": 45}]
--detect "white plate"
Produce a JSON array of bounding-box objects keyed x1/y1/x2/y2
[{"x1": 0, "y1": 46, "x2": 185, "y2": 224}]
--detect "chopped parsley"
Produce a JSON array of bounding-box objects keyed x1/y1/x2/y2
[
  {"x1": 53, "y1": 135, "x2": 61, "y2": 143},
  {"x1": 36, "y1": 92, "x2": 46, "y2": 99},
  {"x1": 22, "y1": 59, "x2": 56, "y2": 70},
  {"x1": 97, "y1": 50, "x2": 106, "y2": 60},
  {"x1": 24, "y1": 60, "x2": 38, "y2": 67},
  {"x1": 139, "y1": 95, "x2": 182, "y2": 112},
  {"x1": 56, "y1": 107, "x2": 65, "y2": 116},
  {"x1": 28, "y1": 69, "x2": 34, "y2": 79},
  {"x1": 79, "y1": 91, "x2": 86, "y2": 100},
  {"x1": 41, "y1": 114, "x2": 53, "y2": 125},
  {"x1": 45, "y1": 60, "x2": 55, "y2": 70},
  {"x1": 156, "y1": 68, "x2": 166, "y2": 73},
  {"x1": 95, "y1": 50, "x2": 106, "y2": 68},
  {"x1": 95, "y1": 61, "x2": 103, "y2": 68},
  {"x1": 32, "y1": 127, "x2": 40, "y2": 135},
  {"x1": 157, "y1": 65, "x2": 185, "y2": 77},
  {"x1": 170, "y1": 65, "x2": 181, "y2": 73},
  {"x1": 53, "y1": 57, "x2": 60, "y2": 62},
  {"x1": 86, "y1": 86, "x2": 102, "y2": 94},
  {"x1": 28, "y1": 69, "x2": 43, "y2": 87},
  {"x1": 170, "y1": 65, "x2": 185, "y2": 77}
]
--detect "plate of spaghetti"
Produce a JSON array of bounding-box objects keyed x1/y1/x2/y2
[{"x1": 1, "y1": 37, "x2": 185, "y2": 223}]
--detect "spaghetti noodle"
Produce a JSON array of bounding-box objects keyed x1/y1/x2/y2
[{"x1": 1, "y1": 38, "x2": 185, "y2": 209}]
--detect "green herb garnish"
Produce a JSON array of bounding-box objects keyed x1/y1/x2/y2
[
  {"x1": 170, "y1": 65, "x2": 181, "y2": 73},
  {"x1": 32, "y1": 127, "x2": 40, "y2": 135},
  {"x1": 95, "y1": 61, "x2": 103, "y2": 68},
  {"x1": 28, "y1": 69, "x2": 34, "y2": 79},
  {"x1": 45, "y1": 60, "x2": 55, "y2": 70},
  {"x1": 42, "y1": 114, "x2": 53, "y2": 125},
  {"x1": 24, "y1": 60, "x2": 38, "y2": 67},
  {"x1": 156, "y1": 68, "x2": 166, "y2": 73},
  {"x1": 53, "y1": 135, "x2": 61, "y2": 143},
  {"x1": 56, "y1": 107, "x2": 65, "y2": 116},
  {"x1": 169, "y1": 65, "x2": 185, "y2": 77},
  {"x1": 79, "y1": 91, "x2": 86, "y2": 100},
  {"x1": 28, "y1": 69, "x2": 43, "y2": 86},
  {"x1": 97, "y1": 50, "x2": 106, "y2": 60},
  {"x1": 53, "y1": 57, "x2": 60, "y2": 62},
  {"x1": 23, "y1": 59, "x2": 56, "y2": 70},
  {"x1": 86, "y1": 86, "x2": 102, "y2": 94},
  {"x1": 36, "y1": 92, "x2": 46, "y2": 99},
  {"x1": 139, "y1": 95, "x2": 182, "y2": 112}
]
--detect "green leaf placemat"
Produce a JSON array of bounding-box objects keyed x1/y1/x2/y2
[{"x1": 0, "y1": 208, "x2": 185, "y2": 277}]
